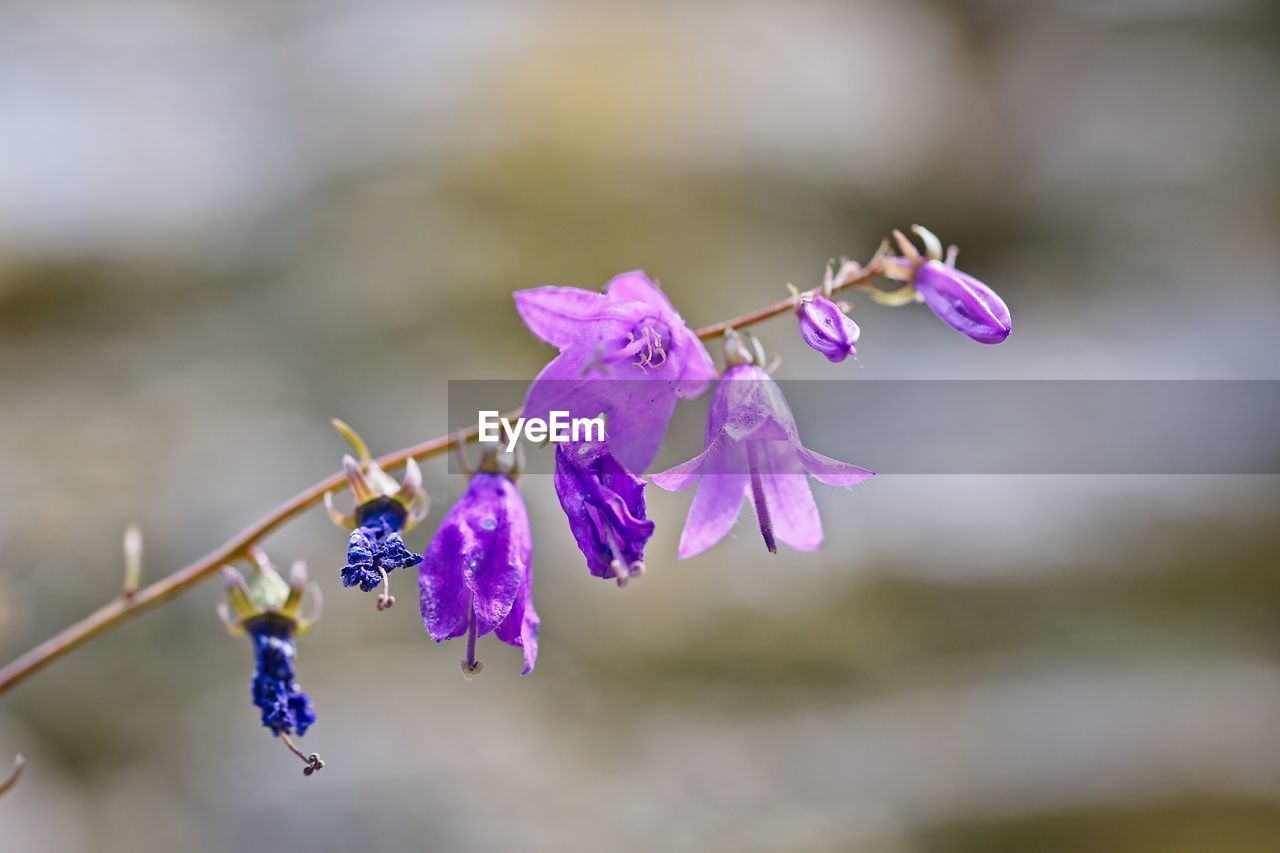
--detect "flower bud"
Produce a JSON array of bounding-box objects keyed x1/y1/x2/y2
[
  {"x1": 795, "y1": 293, "x2": 859, "y2": 362},
  {"x1": 913, "y1": 259, "x2": 1011, "y2": 345}
]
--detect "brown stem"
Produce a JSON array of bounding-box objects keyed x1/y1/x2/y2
[{"x1": 0, "y1": 419, "x2": 504, "y2": 695}]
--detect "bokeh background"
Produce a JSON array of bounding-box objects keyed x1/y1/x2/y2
[{"x1": 2, "y1": 1, "x2": 1279, "y2": 851}]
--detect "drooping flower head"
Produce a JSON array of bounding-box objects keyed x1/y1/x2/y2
[
  {"x1": 793, "y1": 277, "x2": 860, "y2": 363},
  {"x1": 324, "y1": 420, "x2": 427, "y2": 611},
  {"x1": 877, "y1": 225, "x2": 1011, "y2": 344},
  {"x1": 516, "y1": 271, "x2": 717, "y2": 472},
  {"x1": 651, "y1": 329, "x2": 875, "y2": 557},
  {"x1": 554, "y1": 438, "x2": 655, "y2": 587},
  {"x1": 419, "y1": 445, "x2": 538, "y2": 677},
  {"x1": 218, "y1": 548, "x2": 325, "y2": 776}
]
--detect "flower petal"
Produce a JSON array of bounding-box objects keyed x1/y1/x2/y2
[
  {"x1": 495, "y1": 570, "x2": 539, "y2": 675},
  {"x1": 418, "y1": 522, "x2": 470, "y2": 642},
  {"x1": 514, "y1": 287, "x2": 614, "y2": 348},
  {"x1": 757, "y1": 447, "x2": 823, "y2": 551},
  {"x1": 677, "y1": 473, "x2": 747, "y2": 559},
  {"x1": 798, "y1": 447, "x2": 876, "y2": 487},
  {"x1": 460, "y1": 474, "x2": 529, "y2": 637},
  {"x1": 603, "y1": 270, "x2": 669, "y2": 309}
]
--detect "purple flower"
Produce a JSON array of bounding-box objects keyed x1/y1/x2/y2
[
  {"x1": 554, "y1": 439, "x2": 655, "y2": 586},
  {"x1": 418, "y1": 454, "x2": 538, "y2": 676},
  {"x1": 651, "y1": 331, "x2": 874, "y2": 558},
  {"x1": 795, "y1": 292, "x2": 860, "y2": 362},
  {"x1": 913, "y1": 260, "x2": 1011, "y2": 345},
  {"x1": 516, "y1": 271, "x2": 717, "y2": 472}
]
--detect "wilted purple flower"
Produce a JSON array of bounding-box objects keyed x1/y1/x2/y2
[
  {"x1": 516, "y1": 271, "x2": 717, "y2": 472},
  {"x1": 795, "y1": 291, "x2": 860, "y2": 362},
  {"x1": 554, "y1": 439, "x2": 655, "y2": 587},
  {"x1": 880, "y1": 225, "x2": 1011, "y2": 345},
  {"x1": 651, "y1": 330, "x2": 874, "y2": 558},
  {"x1": 419, "y1": 449, "x2": 538, "y2": 676}
]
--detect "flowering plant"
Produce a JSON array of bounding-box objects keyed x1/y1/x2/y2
[{"x1": 0, "y1": 225, "x2": 1009, "y2": 784}]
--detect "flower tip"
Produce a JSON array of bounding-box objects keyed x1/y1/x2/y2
[
  {"x1": 301, "y1": 754, "x2": 325, "y2": 777},
  {"x1": 461, "y1": 659, "x2": 484, "y2": 680}
]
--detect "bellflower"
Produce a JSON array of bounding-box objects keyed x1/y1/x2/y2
[
  {"x1": 324, "y1": 420, "x2": 428, "y2": 611},
  {"x1": 219, "y1": 548, "x2": 325, "y2": 776},
  {"x1": 419, "y1": 447, "x2": 539, "y2": 676},
  {"x1": 651, "y1": 330, "x2": 875, "y2": 558},
  {"x1": 516, "y1": 270, "x2": 717, "y2": 472},
  {"x1": 553, "y1": 438, "x2": 655, "y2": 587},
  {"x1": 879, "y1": 225, "x2": 1011, "y2": 344},
  {"x1": 794, "y1": 289, "x2": 860, "y2": 362}
]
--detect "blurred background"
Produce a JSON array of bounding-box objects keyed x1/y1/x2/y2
[{"x1": 2, "y1": 1, "x2": 1279, "y2": 851}]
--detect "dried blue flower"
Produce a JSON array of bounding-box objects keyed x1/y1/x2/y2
[
  {"x1": 219, "y1": 548, "x2": 325, "y2": 776},
  {"x1": 554, "y1": 439, "x2": 654, "y2": 586},
  {"x1": 419, "y1": 447, "x2": 538, "y2": 677},
  {"x1": 325, "y1": 420, "x2": 428, "y2": 611}
]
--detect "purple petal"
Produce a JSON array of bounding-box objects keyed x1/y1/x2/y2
[
  {"x1": 460, "y1": 474, "x2": 530, "y2": 636},
  {"x1": 495, "y1": 570, "x2": 539, "y2": 675},
  {"x1": 418, "y1": 522, "x2": 470, "y2": 642},
  {"x1": 513, "y1": 287, "x2": 614, "y2": 349},
  {"x1": 603, "y1": 270, "x2": 670, "y2": 310},
  {"x1": 797, "y1": 447, "x2": 876, "y2": 486},
  {"x1": 604, "y1": 390, "x2": 678, "y2": 473},
  {"x1": 755, "y1": 444, "x2": 823, "y2": 551},
  {"x1": 677, "y1": 473, "x2": 747, "y2": 559}
]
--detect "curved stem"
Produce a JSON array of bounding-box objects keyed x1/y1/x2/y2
[
  {"x1": 0, "y1": 260, "x2": 884, "y2": 697},
  {"x1": 0, "y1": 420, "x2": 500, "y2": 694}
]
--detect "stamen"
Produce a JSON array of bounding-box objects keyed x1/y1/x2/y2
[
  {"x1": 461, "y1": 598, "x2": 483, "y2": 679},
  {"x1": 646, "y1": 327, "x2": 667, "y2": 369},
  {"x1": 376, "y1": 566, "x2": 395, "y2": 612},
  {"x1": 280, "y1": 732, "x2": 325, "y2": 777},
  {"x1": 602, "y1": 525, "x2": 633, "y2": 588},
  {"x1": 746, "y1": 444, "x2": 777, "y2": 554}
]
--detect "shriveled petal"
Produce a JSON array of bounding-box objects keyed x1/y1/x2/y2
[
  {"x1": 495, "y1": 570, "x2": 539, "y2": 674},
  {"x1": 513, "y1": 287, "x2": 615, "y2": 348},
  {"x1": 677, "y1": 473, "x2": 747, "y2": 559},
  {"x1": 798, "y1": 447, "x2": 876, "y2": 487}
]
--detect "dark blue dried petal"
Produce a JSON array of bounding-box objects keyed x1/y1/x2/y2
[
  {"x1": 342, "y1": 521, "x2": 423, "y2": 592},
  {"x1": 249, "y1": 621, "x2": 315, "y2": 737}
]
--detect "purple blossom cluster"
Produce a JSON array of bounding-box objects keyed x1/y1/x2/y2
[{"x1": 216, "y1": 225, "x2": 1010, "y2": 772}]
